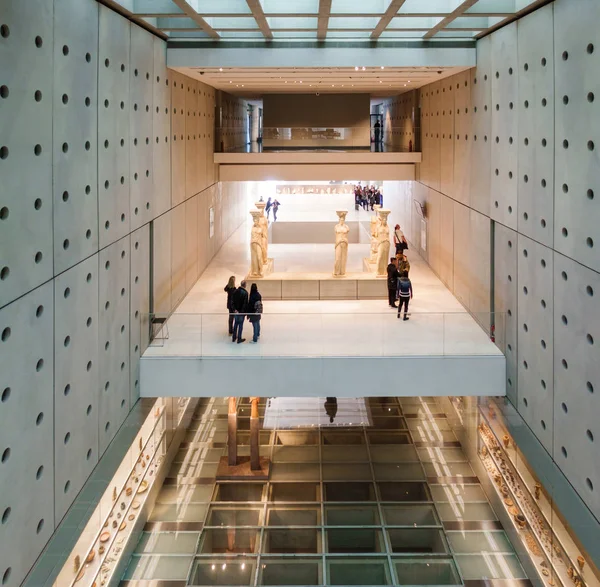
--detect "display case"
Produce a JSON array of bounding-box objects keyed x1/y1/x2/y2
[
  {"x1": 477, "y1": 400, "x2": 599, "y2": 587},
  {"x1": 53, "y1": 401, "x2": 168, "y2": 587}
]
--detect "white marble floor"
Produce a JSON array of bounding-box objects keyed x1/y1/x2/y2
[{"x1": 144, "y1": 222, "x2": 501, "y2": 359}]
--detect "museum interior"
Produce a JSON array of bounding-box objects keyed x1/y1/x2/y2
[{"x1": 1, "y1": 1, "x2": 599, "y2": 587}]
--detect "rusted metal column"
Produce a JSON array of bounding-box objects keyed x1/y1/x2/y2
[
  {"x1": 250, "y1": 397, "x2": 260, "y2": 470},
  {"x1": 228, "y1": 397, "x2": 237, "y2": 466}
]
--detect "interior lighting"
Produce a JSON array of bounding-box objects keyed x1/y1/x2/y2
[
  {"x1": 219, "y1": 67, "x2": 223, "y2": 71},
  {"x1": 222, "y1": 564, "x2": 227, "y2": 571},
  {"x1": 362, "y1": 66, "x2": 366, "y2": 70},
  {"x1": 381, "y1": 66, "x2": 385, "y2": 69},
  {"x1": 355, "y1": 66, "x2": 359, "y2": 70},
  {"x1": 229, "y1": 81, "x2": 232, "y2": 83},
  {"x1": 300, "y1": 80, "x2": 303, "y2": 83},
  {"x1": 241, "y1": 564, "x2": 246, "y2": 571},
  {"x1": 211, "y1": 565, "x2": 216, "y2": 571}
]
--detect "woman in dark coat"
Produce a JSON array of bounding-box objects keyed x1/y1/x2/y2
[
  {"x1": 247, "y1": 283, "x2": 263, "y2": 343},
  {"x1": 224, "y1": 276, "x2": 236, "y2": 335}
]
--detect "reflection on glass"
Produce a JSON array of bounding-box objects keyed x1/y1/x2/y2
[
  {"x1": 327, "y1": 558, "x2": 392, "y2": 586},
  {"x1": 393, "y1": 558, "x2": 462, "y2": 585},
  {"x1": 199, "y1": 528, "x2": 259, "y2": 554},
  {"x1": 259, "y1": 558, "x2": 322, "y2": 586},
  {"x1": 191, "y1": 558, "x2": 256, "y2": 586}
]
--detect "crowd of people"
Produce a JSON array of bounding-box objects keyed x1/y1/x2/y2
[
  {"x1": 353, "y1": 183, "x2": 383, "y2": 211},
  {"x1": 224, "y1": 277, "x2": 263, "y2": 344}
]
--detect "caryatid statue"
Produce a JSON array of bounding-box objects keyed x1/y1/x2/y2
[
  {"x1": 370, "y1": 204, "x2": 381, "y2": 263},
  {"x1": 249, "y1": 211, "x2": 264, "y2": 277},
  {"x1": 376, "y1": 209, "x2": 391, "y2": 277},
  {"x1": 333, "y1": 210, "x2": 350, "y2": 277},
  {"x1": 255, "y1": 201, "x2": 269, "y2": 264}
]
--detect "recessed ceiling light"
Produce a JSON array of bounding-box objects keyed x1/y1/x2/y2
[
  {"x1": 229, "y1": 81, "x2": 232, "y2": 83},
  {"x1": 355, "y1": 66, "x2": 359, "y2": 71},
  {"x1": 379, "y1": 80, "x2": 382, "y2": 83},
  {"x1": 332, "y1": 84, "x2": 335, "y2": 87},
  {"x1": 408, "y1": 80, "x2": 410, "y2": 82},
  {"x1": 300, "y1": 81, "x2": 302, "y2": 83},
  {"x1": 219, "y1": 67, "x2": 223, "y2": 72},
  {"x1": 404, "y1": 84, "x2": 407, "y2": 86},
  {"x1": 241, "y1": 84, "x2": 244, "y2": 87},
  {"x1": 381, "y1": 66, "x2": 384, "y2": 69}
]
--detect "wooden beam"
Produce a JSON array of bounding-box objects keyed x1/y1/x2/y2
[
  {"x1": 371, "y1": 0, "x2": 407, "y2": 40},
  {"x1": 246, "y1": 0, "x2": 274, "y2": 40},
  {"x1": 228, "y1": 397, "x2": 237, "y2": 466},
  {"x1": 317, "y1": 0, "x2": 332, "y2": 41}
]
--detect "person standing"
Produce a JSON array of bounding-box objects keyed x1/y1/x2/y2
[
  {"x1": 272, "y1": 199, "x2": 281, "y2": 221},
  {"x1": 232, "y1": 280, "x2": 249, "y2": 343},
  {"x1": 398, "y1": 253, "x2": 410, "y2": 277},
  {"x1": 265, "y1": 197, "x2": 272, "y2": 221},
  {"x1": 397, "y1": 271, "x2": 413, "y2": 321},
  {"x1": 224, "y1": 276, "x2": 236, "y2": 335},
  {"x1": 248, "y1": 283, "x2": 263, "y2": 343},
  {"x1": 386, "y1": 257, "x2": 399, "y2": 308},
  {"x1": 394, "y1": 224, "x2": 407, "y2": 255}
]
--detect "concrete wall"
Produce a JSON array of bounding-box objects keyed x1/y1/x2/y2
[
  {"x1": 0, "y1": 3, "x2": 246, "y2": 587},
  {"x1": 378, "y1": 91, "x2": 419, "y2": 152},
  {"x1": 263, "y1": 93, "x2": 371, "y2": 129},
  {"x1": 405, "y1": 0, "x2": 600, "y2": 537}
]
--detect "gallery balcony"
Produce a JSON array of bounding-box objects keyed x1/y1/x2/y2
[
  {"x1": 214, "y1": 127, "x2": 421, "y2": 181},
  {"x1": 140, "y1": 223, "x2": 504, "y2": 400}
]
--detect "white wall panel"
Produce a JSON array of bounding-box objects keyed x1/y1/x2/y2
[
  {"x1": 439, "y1": 79, "x2": 454, "y2": 199},
  {"x1": 152, "y1": 37, "x2": 171, "y2": 217},
  {"x1": 98, "y1": 236, "x2": 131, "y2": 454},
  {"x1": 53, "y1": 256, "x2": 99, "y2": 521},
  {"x1": 553, "y1": 0, "x2": 600, "y2": 273},
  {"x1": 185, "y1": 79, "x2": 199, "y2": 199},
  {"x1": 0, "y1": 284, "x2": 54, "y2": 587},
  {"x1": 517, "y1": 235, "x2": 554, "y2": 452},
  {"x1": 171, "y1": 204, "x2": 187, "y2": 307},
  {"x1": 52, "y1": 0, "x2": 99, "y2": 274},
  {"x1": 129, "y1": 24, "x2": 154, "y2": 230},
  {"x1": 170, "y1": 71, "x2": 186, "y2": 206},
  {"x1": 453, "y1": 72, "x2": 472, "y2": 207},
  {"x1": 97, "y1": 5, "x2": 131, "y2": 248},
  {"x1": 494, "y1": 224, "x2": 518, "y2": 405},
  {"x1": 0, "y1": 1, "x2": 54, "y2": 308},
  {"x1": 130, "y1": 225, "x2": 150, "y2": 406},
  {"x1": 186, "y1": 196, "x2": 199, "y2": 290},
  {"x1": 470, "y1": 36, "x2": 491, "y2": 217},
  {"x1": 198, "y1": 84, "x2": 208, "y2": 191},
  {"x1": 490, "y1": 23, "x2": 518, "y2": 229},
  {"x1": 152, "y1": 212, "x2": 172, "y2": 315},
  {"x1": 517, "y1": 5, "x2": 554, "y2": 247},
  {"x1": 553, "y1": 252, "x2": 600, "y2": 520}
]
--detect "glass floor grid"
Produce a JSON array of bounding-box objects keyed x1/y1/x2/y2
[{"x1": 124, "y1": 397, "x2": 527, "y2": 585}]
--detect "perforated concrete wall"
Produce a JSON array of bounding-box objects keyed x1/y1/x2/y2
[
  {"x1": 0, "y1": 2, "x2": 247, "y2": 586},
  {"x1": 414, "y1": 0, "x2": 600, "y2": 525}
]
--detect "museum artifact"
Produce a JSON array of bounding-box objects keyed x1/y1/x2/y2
[
  {"x1": 333, "y1": 210, "x2": 350, "y2": 277},
  {"x1": 375, "y1": 209, "x2": 391, "y2": 276},
  {"x1": 370, "y1": 204, "x2": 381, "y2": 263},
  {"x1": 255, "y1": 201, "x2": 269, "y2": 264},
  {"x1": 249, "y1": 211, "x2": 265, "y2": 277}
]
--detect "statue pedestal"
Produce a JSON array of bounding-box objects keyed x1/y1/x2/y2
[{"x1": 246, "y1": 258, "x2": 274, "y2": 281}]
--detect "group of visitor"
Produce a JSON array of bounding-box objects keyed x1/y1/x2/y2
[
  {"x1": 264, "y1": 197, "x2": 281, "y2": 222},
  {"x1": 386, "y1": 223, "x2": 413, "y2": 320},
  {"x1": 224, "y1": 277, "x2": 263, "y2": 344},
  {"x1": 354, "y1": 184, "x2": 382, "y2": 211}
]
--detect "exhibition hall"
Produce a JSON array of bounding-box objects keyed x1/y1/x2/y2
[{"x1": 1, "y1": 1, "x2": 599, "y2": 587}]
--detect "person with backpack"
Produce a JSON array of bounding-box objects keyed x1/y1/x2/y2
[
  {"x1": 247, "y1": 283, "x2": 263, "y2": 343},
  {"x1": 223, "y1": 275, "x2": 236, "y2": 335},
  {"x1": 232, "y1": 280, "x2": 249, "y2": 343},
  {"x1": 394, "y1": 224, "x2": 408, "y2": 255},
  {"x1": 397, "y1": 271, "x2": 413, "y2": 321}
]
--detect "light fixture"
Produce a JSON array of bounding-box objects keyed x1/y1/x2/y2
[
  {"x1": 229, "y1": 81, "x2": 232, "y2": 83},
  {"x1": 379, "y1": 80, "x2": 382, "y2": 83},
  {"x1": 355, "y1": 66, "x2": 359, "y2": 71},
  {"x1": 404, "y1": 83, "x2": 407, "y2": 86},
  {"x1": 362, "y1": 66, "x2": 366, "y2": 71},
  {"x1": 381, "y1": 66, "x2": 384, "y2": 69},
  {"x1": 241, "y1": 84, "x2": 244, "y2": 87},
  {"x1": 219, "y1": 67, "x2": 223, "y2": 72},
  {"x1": 300, "y1": 80, "x2": 303, "y2": 83}
]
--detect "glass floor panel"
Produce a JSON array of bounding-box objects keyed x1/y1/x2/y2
[
  {"x1": 327, "y1": 558, "x2": 392, "y2": 585},
  {"x1": 123, "y1": 555, "x2": 193, "y2": 580},
  {"x1": 393, "y1": 557, "x2": 461, "y2": 585},
  {"x1": 455, "y1": 553, "x2": 528, "y2": 580},
  {"x1": 190, "y1": 558, "x2": 257, "y2": 585},
  {"x1": 258, "y1": 558, "x2": 323, "y2": 586},
  {"x1": 135, "y1": 531, "x2": 200, "y2": 554},
  {"x1": 447, "y1": 530, "x2": 515, "y2": 554},
  {"x1": 123, "y1": 398, "x2": 527, "y2": 586}
]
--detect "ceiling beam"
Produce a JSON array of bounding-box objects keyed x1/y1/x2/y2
[
  {"x1": 246, "y1": 0, "x2": 274, "y2": 40},
  {"x1": 371, "y1": 0, "x2": 407, "y2": 40},
  {"x1": 169, "y1": 0, "x2": 220, "y2": 39},
  {"x1": 317, "y1": 0, "x2": 332, "y2": 41},
  {"x1": 423, "y1": 0, "x2": 480, "y2": 39}
]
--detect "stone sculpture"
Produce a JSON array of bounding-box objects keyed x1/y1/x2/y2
[
  {"x1": 249, "y1": 211, "x2": 264, "y2": 277},
  {"x1": 376, "y1": 209, "x2": 391, "y2": 277},
  {"x1": 255, "y1": 201, "x2": 269, "y2": 263},
  {"x1": 333, "y1": 210, "x2": 350, "y2": 277},
  {"x1": 370, "y1": 204, "x2": 381, "y2": 263}
]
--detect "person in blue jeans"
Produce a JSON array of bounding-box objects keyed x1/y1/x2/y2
[
  {"x1": 248, "y1": 283, "x2": 263, "y2": 343},
  {"x1": 397, "y1": 271, "x2": 413, "y2": 321},
  {"x1": 231, "y1": 280, "x2": 249, "y2": 343}
]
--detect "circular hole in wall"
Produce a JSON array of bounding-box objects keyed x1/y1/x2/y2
[
  {"x1": 1, "y1": 327, "x2": 10, "y2": 342},
  {"x1": 587, "y1": 333, "x2": 594, "y2": 345},
  {"x1": 64, "y1": 480, "x2": 70, "y2": 493},
  {"x1": 523, "y1": 398, "x2": 528, "y2": 407},
  {"x1": 523, "y1": 323, "x2": 528, "y2": 332},
  {"x1": 1, "y1": 448, "x2": 10, "y2": 463},
  {"x1": 587, "y1": 43, "x2": 594, "y2": 54},
  {"x1": 588, "y1": 189, "x2": 595, "y2": 200},
  {"x1": 36, "y1": 358, "x2": 44, "y2": 371},
  {"x1": 87, "y1": 449, "x2": 92, "y2": 460},
  {"x1": 541, "y1": 379, "x2": 547, "y2": 389},
  {"x1": 36, "y1": 519, "x2": 44, "y2": 534},
  {"x1": 541, "y1": 420, "x2": 546, "y2": 430},
  {"x1": 588, "y1": 381, "x2": 595, "y2": 394},
  {"x1": 587, "y1": 237, "x2": 594, "y2": 248},
  {"x1": 587, "y1": 430, "x2": 594, "y2": 442},
  {"x1": 562, "y1": 227, "x2": 569, "y2": 238},
  {"x1": 586, "y1": 478, "x2": 594, "y2": 491},
  {"x1": 64, "y1": 384, "x2": 70, "y2": 396},
  {"x1": 562, "y1": 402, "x2": 568, "y2": 413},
  {"x1": 541, "y1": 299, "x2": 547, "y2": 308},
  {"x1": 64, "y1": 432, "x2": 70, "y2": 444},
  {"x1": 588, "y1": 140, "x2": 595, "y2": 151},
  {"x1": 586, "y1": 285, "x2": 594, "y2": 297},
  {"x1": 1, "y1": 388, "x2": 10, "y2": 403},
  {"x1": 36, "y1": 412, "x2": 44, "y2": 426},
  {"x1": 561, "y1": 315, "x2": 568, "y2": 325},
  {"x1": 36, "y1": 465, "x2": 43, "y2": 480},
  {"x1": 588, "y1": 92, "x2": 595, "y2": 103},
  {"x1": 561, "y1": 446, "x2": 568, "y2": 458},
  {"x1": 562, "y1": 358, "x2": 568, "y2": 369}
]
